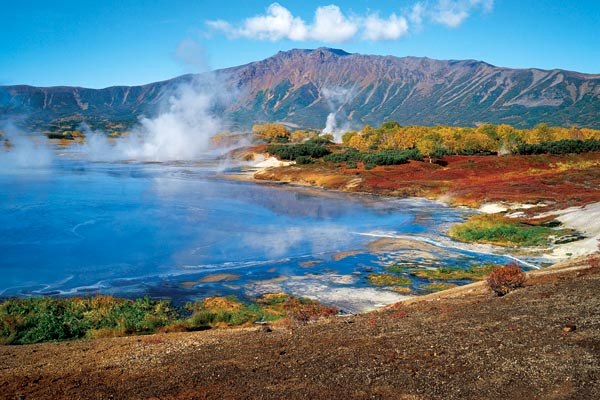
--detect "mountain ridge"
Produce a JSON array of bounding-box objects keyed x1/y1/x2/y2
[{"x1": 2, "y1": 48, "x2": 600, "y2": 130}]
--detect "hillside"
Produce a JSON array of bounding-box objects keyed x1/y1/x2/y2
[
  {"x1": 1, "y1": 257, "x2": 598, "y2": 399},
  {"x1": 2, "y1": 48, "x2": 600, "y2": 130}
]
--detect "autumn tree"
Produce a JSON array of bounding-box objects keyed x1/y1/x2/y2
[
  {"x1": 252, "y1": 123, "x2": 291, "y2": 143},
  {"x1": 417, "y1": 133, "x2": 444, "y2": 163}
]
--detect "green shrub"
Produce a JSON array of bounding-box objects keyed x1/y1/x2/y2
[
  {"x1": 295, "y1": 155, "x2": 313, "y2": 164},
  {"x1": 449, "y1": 214, "x2": 568, "y2": 247},
  {"x1": 267, "y1": 143, "x2": 330, "y2": 160},
  {"x1": 324, "y1": 148, "x2": 422, "y2": 167},
  {"x1": 0, "y1": 296, "x2": 175, "y2": 344},
  {"x1": 517, "y1": 139, "x2": 600, "y2": 155}
]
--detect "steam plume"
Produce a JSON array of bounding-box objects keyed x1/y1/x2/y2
[
  {"x1": 77, "y1": 74, "x2": 230, "y2": 162},
  {"x1": 0, "y1": 122, "x2": 53, "y2": 169},
  {"x1": 320, "y1": 87, "x2": 354, "y2": 143}
]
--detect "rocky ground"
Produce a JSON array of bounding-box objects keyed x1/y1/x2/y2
[{"x1": 2, "y1": 256, "x2": 599, "y2": 399}]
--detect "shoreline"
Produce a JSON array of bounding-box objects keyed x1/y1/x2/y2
[
  {"x1": 223, "y1": 164, "x2": 600, "y2": 263},
  {"x1": 2, "y1": 256, "x2": 598, "y2": 398}
]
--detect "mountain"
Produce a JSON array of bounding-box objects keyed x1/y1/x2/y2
[{"x1": 2, "y1": 48, "x2": 600, "y2": 131}]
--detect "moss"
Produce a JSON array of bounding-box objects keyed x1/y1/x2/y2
[
  {"x1": 449, "y1": 214, "x2": 570, "y2": 247},
  {"x1": 421, "y1": 283, "x2": 458, "y2": 292},
  {"x1": 390, "y1": 286, "x2": 413, "y2": 294},
  {"x1": 384, "y1": 264, "x2": 413, "y2": 273},
  {"x1": 410, "y1": 264, "x2": 499, "y2": 281},
  {"x1": 367, "y1": 273, "x2": 411, "y2": 287}
]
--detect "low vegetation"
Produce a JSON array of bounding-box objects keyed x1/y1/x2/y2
[
  {"x1": 486, "y1": 263, "x2": 526, "y2": 296},
  {"x1": 386, "y1": 263, "x2": 500, "y2": 281},
  {"x1": 448, "y1": 214, "x2": 572, "y2": 247},
  {"x1": 341, "y1": 122, "x2": 600, "y2": 158},
  {"x1": 367, "y1": 273, "x2": 411, "y2": 287},
  {"x1": 266, "y1": 141, "x2": 331, "y2": 161},
  {"x1": 324, "y1": 148, "x2": 422, "y2": 169},
  {"x1": 420, "y1": 283, "x2": 458, "y2": 292},
  {"x1": 0, "y1": 296, "x2": 176, "y2": 345},
  {"x1": 517, "y1": 139, "x2": 600, "y2": 155},
  {"x1": 0, "y1": 293, "x2": 337, "y2": 345}
]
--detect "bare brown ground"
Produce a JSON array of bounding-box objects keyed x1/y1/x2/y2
[
  {"x1": 2, "y1": 257, "x2": 599, "y2": 400},
  {"x1": 254, "y1": 153, "x2": 600, "y2": 211}
]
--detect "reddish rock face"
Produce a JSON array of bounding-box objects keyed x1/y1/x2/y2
[{"x1": 3, "y1": 48, "x2": 600, "y2": 131}]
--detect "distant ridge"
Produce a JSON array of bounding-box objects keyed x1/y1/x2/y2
[{"x1": 2, "y1": 48, "x2": 600, "y2": 130}]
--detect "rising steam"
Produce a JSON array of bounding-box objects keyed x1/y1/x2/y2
[
  {"x1": 320, "y1": 87, "x2": 354, "y2": 142},
  {"x1": 78, "y1": 75, "x2": 229, "y2": 162},
  {"x1": 0, "y1": 122, "x2": 54, "y2": 169}
]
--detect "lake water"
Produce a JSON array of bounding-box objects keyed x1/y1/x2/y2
[{"x1": 0, "y1": 157, "x2": 525, "y2": 312}]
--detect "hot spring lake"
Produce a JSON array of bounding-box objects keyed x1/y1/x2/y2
[{"x1": 0, "y1": 158, "x2": 528, "y2": 312}]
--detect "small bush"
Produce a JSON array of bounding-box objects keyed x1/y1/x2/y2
[
  {"x1": 517, "y1": 139, "x2": 600, "y2": 155},
  {"x1": 449, "y1": 214, "x2": 569, "y2": 247},
  {"x1": 324, "y1": 148, "x2": 422, "y2": 167},
  {"x1": 267, "y1": 143, "x2": 330, "y2": 160},
  {"x1": 487, "y1": 263, "x2": 526, "y2": 296},
  {"x1": 295, "y1": 155, "x2": 313, "y2": 165},
  {"x1": 283, "y1": 297, "x2": 337, "y2": 325},
  {"x1": 367, "y1": 273, "x2": 411, "y2": 287}
]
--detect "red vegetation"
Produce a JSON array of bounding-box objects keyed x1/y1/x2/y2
[
  {"x1": 487, "y1": 263, "x2": 527, "y2": 296},
  {"x1": 258, "y1": 153, "x2": 600, "y2": 212},
  {"x1": 283, "y1": 298, "x2": 337, "y2": 325}
]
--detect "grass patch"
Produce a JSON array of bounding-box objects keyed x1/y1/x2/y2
[
  {"x1": 449, "y1": 214, "x2": 568, "y2": 247},
  {"x1": 410, "y1": 264, "x2": 499, "y2": 281},
  {"x1": 421, "y1": 283, "x2": 458, "y2": 293},
  {"x1": 367, "y1": 273, "x2": 411, "y2": 287},
  {"x1": 0, "y1": 293, "x2": 337, "y2": 344},
  {"x1": 385, "y1": 264, "x2": 413, "y2": 273},
  {"x1": 0, "y1": 296, "x2": 176, "y2": 345}
]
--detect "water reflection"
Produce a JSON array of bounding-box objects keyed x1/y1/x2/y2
[{"x1": 0, "y1": 159, "x2": 524, "y2": 310}]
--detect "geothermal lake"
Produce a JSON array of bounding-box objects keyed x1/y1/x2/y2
[{"x1": 0, "y1": 157, "x2": 525, "y2": 312}]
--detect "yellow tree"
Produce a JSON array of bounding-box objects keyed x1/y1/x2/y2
[{"x1": 252, "y1": 123, "x2": 290, "y2": 143}]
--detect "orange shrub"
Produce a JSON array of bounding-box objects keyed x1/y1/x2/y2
[
  {"x1": 487, "y1": 263, "x2": 526, "y2": 296},
  {"x1": 283, "y1": 298, "x2": 337, "y2": 325}
]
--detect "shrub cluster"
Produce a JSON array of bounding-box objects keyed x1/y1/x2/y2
[
  {"x1": 324, "y1": 148, "x2": 422, "y2": 169},
  {"x1": 448, "y1": 214, "x2": 566, "y2": 247},
  {"x1": 0, "y1": 293, "x2": 338, "y2": 344},
  {"x1": 283, "y1": 297, "x2": 337, "y2": 325},
  {"x1": 267, "y1": 142, "x2": 331, "y2": 161},
  {"x1": 0, "y1": 296, "x2": 175, "y2": 344},
  {"x1": 516, "y1": 139, "x2": 600, "y2": 155},
  {"x1": 487, "y1": 263, "x2": 526, "y2": 296}
]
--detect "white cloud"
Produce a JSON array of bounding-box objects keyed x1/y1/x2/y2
[
  {"x1": 240, "y1": 3, "x2": 309, "y2": 41},
  {"x1": 206, "y1": 3, "x2": 308, "y2": 41},
  {"x1": 363, "y1": 13, "x2": 409, "y2": 41},
  {"x1": 205, "y1": 1, "x2": 494, "y2": 42},
  {"x1": 409, "y1": 3, "x2": 425, "y2": 26},
  {"x1": 311, "y1": 5, "x2": 358, "y2": 42},
  {"x1": 207, "y1": 3, "x2": 400, "y2": 43},
  {"x1": 431, "y1": 0, "x2": 494, "y2": 28}
]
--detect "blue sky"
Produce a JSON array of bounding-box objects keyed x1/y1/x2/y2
[{"x1": 1, "y1": 0, "x2": 599, "y2": 88}]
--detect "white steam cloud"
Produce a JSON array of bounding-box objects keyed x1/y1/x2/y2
[
  {"x1": 206, "y1": 1, "x2": 494, "y2": 42},
  {"x1": 0, "y1": 122, "x2": 54, "y2": 170},
  {"x1": 77, "y1": 75, "x2": 229, "y2": 162},
  {"x1": 320, "y1": 87, "x2": 355, "y2": 143}
]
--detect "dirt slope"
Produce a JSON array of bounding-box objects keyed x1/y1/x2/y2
[{"x1": 2, "y1": 257, "x2": 599, "y2": 399}]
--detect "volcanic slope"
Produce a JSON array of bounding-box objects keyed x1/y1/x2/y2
[{"x1": 2, "y1": 48, "x2": 600, "y2": 130}]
